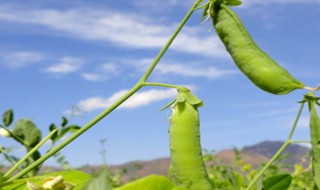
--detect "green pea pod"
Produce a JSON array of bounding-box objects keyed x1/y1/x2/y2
[
  {"x1": 164, "y1": 88, "x2": 213, "y2": 190},
  {"x1": 204, "y1": 0, "x2": 304, "y2": 95},
  {"x1": 305, "y1": 93, "x2": 320, "y2": 189}
]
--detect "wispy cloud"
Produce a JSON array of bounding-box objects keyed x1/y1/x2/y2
[
  {"x1": 131, "y1": 0, "x2": 319, "y2": 9},
  {"x1": 81, "y1": 73, "x2": 103, "y2": 81},
  {"x1": 81, "y1": 63, "x2": 119, "y2": 81},
  {"x1": 242, "y1": 0, "x2": 320, "y2": 6},
  {"x1": 172, "y1": 28, "x2": 227, "y2": 57},
  {"x1": 131, "y1": 58, "x2": 236, "y2": 79},
  {"x1": 0, "y1": 6, "x2": 227, "y2": 58},
  {"x1": 76, "y1": 88, "x2": 177, "y2": 112},
  {"x1": 45, "y1": 56, "x2": 85, "y2": 74},
  {"x1": 156, "y1": 63, "x2": 236, "y2": 79},
  {"x1": 1, "y1": 51, "x2": 44, "y2": 69},
  {"x1": 129, "y1": 0, "x2": 194, "y2": 12},
  {"x1": 132, "y1": 0, "x2": 187, "y2": 8}
]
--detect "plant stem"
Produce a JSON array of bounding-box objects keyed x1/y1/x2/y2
[
  {"x1": 247, "y1": 141, "x2": 291, "y2": 190},
  {"x1": 9, "y1": 85, "x2": 142, "y2": 181},
  {"x1": 245, "y1": 101, "x2": 306, "y2": 190},
  {"x1": 290, "y1": 140, "x2": 310, "y2": 144},
  {"x1": 143, "y1": 82, "x2": 181, "y2": 89},
  {"x1": 138, "y1": 0, "x2": 203, "y2": 83},
  {"x1": 287, "y1": 101, "x2": 305, "y2": 140},
  {"x1": 8, "y1": 0, "x2": 202, "y2": 181},
  {"x1": 4, "y1": 129, "x2": 58, "y2": 178},
  {"x1": 2, "y1": 127, "x2": 27, "y2": 147}
]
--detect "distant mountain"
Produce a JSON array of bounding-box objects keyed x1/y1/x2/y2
[
  {"x1": 87, "y1": 140, "x2": 310, "y2": 183},
  {"x1": 242, "y1": 140, "x2": 310, "y2": 166},
  {"x1": 79, "y1": 158, "x2": 171, "y2": 183},
  {"x1": 1, "y1": 140, "x2": 310, "y2": 184},
  {"x1": 79, "y1": 150, "x2": 270, "y2": 183}
]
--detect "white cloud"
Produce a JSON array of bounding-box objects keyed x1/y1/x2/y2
[
  {"x1": 2, "y1": 51, "x2": 44, "y2": 68},
  {"x1": 81, "y1": 73, "x2": 103, "y2": 81},
  {"x1": 172, "y1": 28, "x2": 227, "y2": 57},
  {"x1": 81, "y1": 63, "x2": 119, "y2": 81},
  {"x1": 129, "y1": 0, "x2": 195, "y2": 13},
  {"x1": 132, "y1": 0, "x2": 187, "y2": 8},
  {"x1": 101, "y1": 63, "x2": 118, "y2": 74},
  {"x1": 0, "y1": 6, "x2": 227, "y2": 58},
  {"x1": 76, "y1": 89, "x2": 177, "y2": 112},
  {"x1": 130, "y1": 58, "x2": 236, "y2": 79},
  {"x1": 156, "y1": 63, "x2": 236, "y2": 79},
  {"x1": 45, "y1": 56, "x2": 84, "y2": 74},
  {"x1": 133, "y1": 0, "x2": 320, "y2": 10},
  {"x1": 244, "y1": 0, "x2": 320, "y2": 6}
]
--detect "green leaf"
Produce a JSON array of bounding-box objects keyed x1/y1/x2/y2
[
  {"x1": 200, "y1": 0, "x2": 242, "y2": 22},
  {"x1": 161, "y1": 99, "x2": 176, "y2": 111},
  {"x1": 115, "y1": 175, "x2": 175, "y2": 190},
  {"x1": 12, "y1": 119, "x2": 42, "y2": 148},
  {"x1": 49, "y1": 123, "x2": 57, "y2": 131},
  {"x1": 313, "y1": 159, "x2": 320, "y2": 189},
  {"x1": 49, "y1": 123, "x2": 58, "y2": 141},
  {"x1": 226, "y1": 171, "x2": 244, "y2": 190},
  {"x1": 82, "y1": 167, "x2": 113, "y2": 190},
  {"x1": 184, "y1": 92, "x2": 203, "y2": 107},
  {"x1": 176, "y1": 93, "x2": 186, "y2": 103},
  {"x1": 3, "y1": 109, "x2": 13, "y2": 127},
  {"x1": 0, "y1": 175, "x2": 9, "y2": 189},
  {"x1": 60, "y1": 125, "x2": 80, "y2": 136},
  {"x1": 61, "y1": 117, "x2": 68, "y2": 127},
  {"x1": 263, "y1": 174, "x2": 292, "y2": 190},
  {"x1": 2, "y1": 170, "x2": 90, "y2": 190},
  {"x1": 200, "y1": 2, "x2": 210, "y2": 21},
  {"x1": 223, "y1": 0, "x2": 242, "y2": 6},
  {"x1": 176, "y1": 88, "x2": 203, "y2": 107},
  {"x1": 161, "y1": 88, "x2": 203, "y2": 111},
  {"x1": 54, "y1": 125, "x2": 81, "y2": 142}
]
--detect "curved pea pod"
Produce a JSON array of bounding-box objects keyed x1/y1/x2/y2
[
  {"x1": 305, "y1": 93, "x2": 320, "y2": 189},
  {"x1": 204, "y1": 0, "x2": 304, "y2": 95},
  {"x1": 163, "y1": 88, "x2": 213, "y2": 190}
]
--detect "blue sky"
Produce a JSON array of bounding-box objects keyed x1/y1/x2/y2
[{"x1": 0, "y1": 0, "x2": 319, "y2": 167}]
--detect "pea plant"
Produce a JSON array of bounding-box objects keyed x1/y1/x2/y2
[
  {"x1": 0, "y1": 0, "x2": 319, "y2": 189},
  {"x1": 0, "y1": 109, "x2": 81, "y2": 176}
]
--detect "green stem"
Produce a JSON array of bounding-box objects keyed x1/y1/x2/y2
[
  {"x1": 4, "y1": 129, "x2": 58, "y2": 178},
  {"x1": 290, "y1": 140, "x2": 310, "y2": 144},
  {"x1": 287, "y1": 102, "x2": 305, "y2": 140},
  {"x1": 8, "y1": 0, "x2": 201, "y2": 181},
  {"x1": 245, "y1": 101, "x2": 306, "y2": 190},
  {"x1": 138, "y1": 0, "x2": 203, "y2": 83},
  {"x1": 143, "y1": 82, "x2": 181, "y2": 89},
  {"x1": 2, "y1": 127, "x2": 27, "y2": 147},
  {"x1": 9, "y1": 85, "x2": 142, "y2": 181},
  {"x1": 248, "y1": 141, "x2": 291, "y2": 189}
]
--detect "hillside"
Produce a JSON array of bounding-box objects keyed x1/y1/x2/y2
[
  {"x1": 79, "y1": 140, "x2": 310, "y2": 183},
  {"x1": 1, "y1": 140, "x2": 310, "y2": 184},
  {"x1": 242, "y1": 140, "x2": 310, "y2": 166}
]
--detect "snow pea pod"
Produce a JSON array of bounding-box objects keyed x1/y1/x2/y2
[
  {"x1": 163, "y1": 88, "x2": 213, "y2": 190},
  {"x1": 305, "y1": 93, "x2": 320, "y2": 189},
  {"x1": 204, "y1": 0, "x2": 304, "y2": 95}
]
